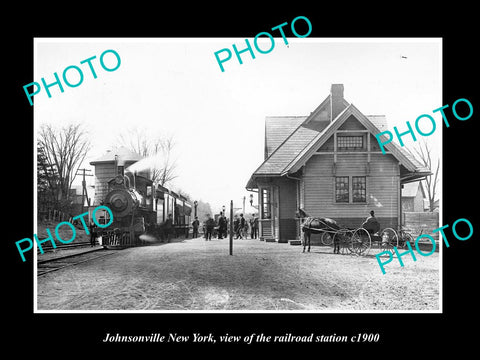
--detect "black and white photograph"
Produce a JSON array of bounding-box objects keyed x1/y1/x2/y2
[
  {"x1": 7, "y1": 8, "x2": 478, "y2": 353},
  {"x1": 33, "y1": 38, "x2": 442, "y2": 312}
]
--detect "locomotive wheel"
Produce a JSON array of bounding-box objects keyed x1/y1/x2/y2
[
  {"x1": 352, "y1": 228, "x2": 371, "y2": 255},
  {"x1": 380, "y1": 228, "x2": 399, "y2": 253}
]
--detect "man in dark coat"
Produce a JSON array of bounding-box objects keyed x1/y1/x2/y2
[
  {"x1": 205, "y1": 214, "x2": 215, "y2": 240},
  {"x1": 239, "y1": 214, "x2": 246, "y2": 239},
  {"x1": 250, "y1": 214, "x2": 258, "y2": 239},
  {"x1": 89, "y1": 221, "x2": 97, "y2": 247},
  {"x1": 362, "y1": 210, "x2": 380, "y2": 234},
  {"x1": 234, "y1": 215, "x2": 240, "y2": 239},
  {"x1": 164, "y1": 214, "x2": 173, "y2": 242},
  {"x1": 217, "y1": 212, "x2": 226, "y2": 239},
  {"x1": 192, "y1": 216, "x2": 199, "y2": 238}
]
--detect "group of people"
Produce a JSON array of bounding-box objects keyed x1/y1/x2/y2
[
  {"x1": 191, "y1": 212, "x2": 259, "y2": 240},
  {"x1": 233, "y1": 213, "x2": 259, "y2": 239}
]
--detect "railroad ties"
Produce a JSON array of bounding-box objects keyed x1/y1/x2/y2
[{"x1": 37, "y1": 248, "x2": 116, "y2": 276}]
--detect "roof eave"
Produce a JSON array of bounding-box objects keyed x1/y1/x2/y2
[{"x1": 400, "y1": 171, "x2": 432, "y2": 184}]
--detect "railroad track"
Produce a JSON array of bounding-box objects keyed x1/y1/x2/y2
[
  {"x1": 37, "y1": 249, "x2": 117, "y2": 276},
  {"x1": 37, "y1": 241, "x2": 99, "y2": 253}
]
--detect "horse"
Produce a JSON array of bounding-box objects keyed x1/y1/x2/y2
[{"x1": 298, "y1": 208, "x2": 341, "y2": 253}]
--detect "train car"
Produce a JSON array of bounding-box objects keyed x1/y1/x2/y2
[
  {"x1": 172, "y1": 192, "x2": 192, "y2": 238},
  {"x1": 153, "y1": 187, "x2": 192, "y2": 240},
  {"x1": 97, "y1": 169, "x2": 192, "y2": 248}
]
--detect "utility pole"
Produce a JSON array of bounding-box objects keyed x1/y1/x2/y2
[
  {"x1": 229, "y1": 200, "x2": 233, "y2": 256},
  {"x1": 76, "y1": 168, "x2": 93, "y2": 213}
]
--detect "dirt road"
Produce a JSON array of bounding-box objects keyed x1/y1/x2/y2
[{"x1": 36, "y1": 237, "x2": 440, "y2": 311}]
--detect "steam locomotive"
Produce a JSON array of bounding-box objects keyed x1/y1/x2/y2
[{"x1": 97, "y1": 171, "x2": 192, "y2": 248}]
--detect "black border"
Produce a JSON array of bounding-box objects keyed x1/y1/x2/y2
[{"x1": 7, "y1": 5, "x2": 478, "y2": 353}]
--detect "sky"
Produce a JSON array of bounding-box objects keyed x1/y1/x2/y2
[{"x1": 34, "y1": 38, "x2": 442, "y2": 212}]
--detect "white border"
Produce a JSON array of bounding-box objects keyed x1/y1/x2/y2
[{"x1": 33, "y1": 37, "x2": 443, "y2": 314}]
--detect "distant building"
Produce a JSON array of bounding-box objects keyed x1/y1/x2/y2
[
  {"x1": 69, "y1": 184, "x2": 95, "y2": 213},
  {"x1": 401, "y1": 181, "x2": 427, "y2": 212},
  {"x1": 246, "y1": 84, "x2": 431, "y2": 242},
  {"x1": 89, "y1": 146, "x2": 149, "y2": 206}
]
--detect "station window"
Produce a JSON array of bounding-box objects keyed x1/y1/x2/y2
[
  {"x1": 335, "y1": 176, "x2": 367, "y2": 203},
  {"x1": 337, "y1": 135, "x2": 364, "y2": 150},
  {"x1": 352, "y1": 176, "x2": 366, "y2": 203},
  {"x1": 335, "y1": 177, "x2": 349, "y2": 203},
  {"x1": 261, "y1": 188, "x2": 271, "y2": 219}
]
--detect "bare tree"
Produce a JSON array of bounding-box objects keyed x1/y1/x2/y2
[
  {"x1": 38, "y1": 123, "x2": 91, "y2": 207},
  {"x1": 117, "y1": 128, "x2": 178, "y2": 187},
  {"x1": 174, "y1": 188, "x2": 191, "y2": 202},
  {"x1": 409, "y1": 139, "x2": 440, "y2": 212}
]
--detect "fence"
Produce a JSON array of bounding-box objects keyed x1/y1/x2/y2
[
  {"x1": 403, "y1": 211, "x2": 439, "y2": 240},
  {"x1": 38, "y1": 208, "x2": 74, "y2": 223}
]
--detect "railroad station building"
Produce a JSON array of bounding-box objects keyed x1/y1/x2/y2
[{"x1": 246, "y1": 84, "x2": 431, "y2": 243}]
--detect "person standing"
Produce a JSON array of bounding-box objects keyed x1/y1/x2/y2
[
  {"x1": 250, "y1": 213, "x2": 258, "y2": 239},
  {"x1": 205, "y1": 214, "x2": 215, "y2": 241},
  {"x1": 164, "y1": 214, "x2": 173, "y2": 242},
  {"x1": 218, "y1": 212, "x2": 226, "y2": 239},
  {"x1": 239, "y1": 214, "x2": 246, "y2": 239},
  {"x1": 234, "y1": 215, "x2": 240, "y2": 239},
  {"x1": 89, "y1": 221, "x2": 97, "y2": 247},
  {"x1": 192, "y1": 216, "x2": 199, "y2": 238}
]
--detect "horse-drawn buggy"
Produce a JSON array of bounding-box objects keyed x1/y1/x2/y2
[{"x1": 298, "y1": 209, "x2": 407, "y2": 256}]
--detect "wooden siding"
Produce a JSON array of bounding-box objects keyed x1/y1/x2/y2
[
  {"x1": 303, "y1": 152, "x2": 400, "y2": 224},
  {"x1": 93, "y1": 163, "x2": 116, "y2": 205},
  {"x1": 338, "y1": 114, "x2": 365, "y2": 130},
  {"x1": 279, "y1": 218, "x2": 297, "y2": 241},
  {"x1": 276, "y1": 177, "x2": 297, "y2": 242},
  {"x1": 92, "y1": 161, "x2": 150, "y2": 206},
  {"x1": 370, "y1": 133, "x2": 382, "y2": 152},
  {"x1": 318, "y1": 136, "x2": 334, "y2": 152}
]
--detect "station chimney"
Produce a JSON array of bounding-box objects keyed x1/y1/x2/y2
[{"x1": 330, "y1": 84, "x2": 345, "y2": 121}]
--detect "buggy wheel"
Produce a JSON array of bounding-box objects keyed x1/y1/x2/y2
[
  {"x1": 399, "y1": 231, "x2": 414, "y2": 248},
  {"x1": 336, "y1": 229, "x2": 354, "y2": 254},
  {"x1": 380, "y1": 228, "x2": 398, "y2": 253},
  {"x1": 321, "y1": 231, "x2": 334, "y2": 246},
  {"x1": 352, "y1": 228, "x2": 371, "y2": 255}
]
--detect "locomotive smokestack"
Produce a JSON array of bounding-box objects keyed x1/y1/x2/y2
[{"x1": 116, "y1": 155, "x2": 126, "y2": 176}]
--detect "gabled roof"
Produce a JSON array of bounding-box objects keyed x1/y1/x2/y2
[
  {"x1": 90, "y1": 146, "x2": 143, "y2": 165},
  {"x1": 285, "y1": 103, "x2": 430, "y2": 176},
  {"x1": 252, "y1": 93, "x2": 335, "y2": 177},
  {"x1": 265, "y1": 116, "x2": 306, "y2": 158},
  {"x1": 254, "y1": 122, "x2": 319, "y2": 175},
  {"x1": 402, "y1": 181, "x2": 426, "y2": 198},
  {"x1": 247, "y1": 92, "x2": 431, "y2": 189}
]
